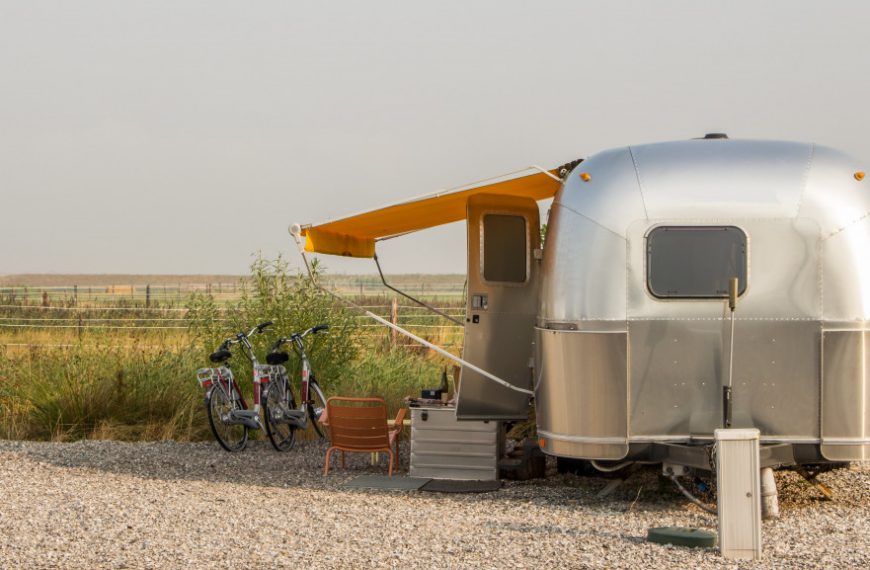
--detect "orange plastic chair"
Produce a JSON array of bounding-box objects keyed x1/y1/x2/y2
[{"x1": 322, "y1": 397, "x2": 406, "y2": 477}]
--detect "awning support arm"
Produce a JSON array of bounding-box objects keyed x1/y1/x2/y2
[
  {"x1": 288, "y1": 227, "x2": 532, "y2": 396},
  {"x1": 529, "y1": 164, "x2": 563, "y2": 182},
  {"x1": 373, "y1": 254, "x2": 464, "y2": 326}
]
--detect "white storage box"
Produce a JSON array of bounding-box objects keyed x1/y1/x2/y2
[
  {"x1": 715, "y1": 428, "x2": 762, "y2": 560},
  {"x1": 409, "y1": 407, "x2": 498, "y2": 480}
]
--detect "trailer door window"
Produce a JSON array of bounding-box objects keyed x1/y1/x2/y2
[
  {"x1": 482, "y1": 214, "x2": 527, "y2": 283},
  {"x1": 647, "y1": 226, "x2": 747, "y2": 298}
]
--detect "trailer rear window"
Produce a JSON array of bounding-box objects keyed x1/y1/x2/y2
[
  {"x1": 482, "y1": 214, "x2": 527, "y2": 283},
  {"x1": 647, "y1": 226, "x2": 747, "y2": 299}
]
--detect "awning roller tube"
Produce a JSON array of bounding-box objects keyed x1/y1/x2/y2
[{"x1": 299, "y1": 166, "x2": 564, "y2": 258}]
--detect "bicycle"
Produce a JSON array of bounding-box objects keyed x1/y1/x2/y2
[
  {"x1": 196, "y1": 321, "x2": 274, "y2": 452},
  {"x1": 263, "y1": 324, "x2": 330, "y2": 446}
]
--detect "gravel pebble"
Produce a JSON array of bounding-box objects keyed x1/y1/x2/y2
[{"x1": 0, "y1": 439, "x2": 867, "y2": 569}]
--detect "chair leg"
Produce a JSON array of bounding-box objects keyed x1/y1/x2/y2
[
  {"x1": 387, "y1": 449, "x2": 394, "y2": 477},
  {"x1": 324, "y1": 447, "x2": 334, "y2": 477}
]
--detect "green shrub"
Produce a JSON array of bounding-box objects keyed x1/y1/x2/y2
[{"x1": 185, "y1": 255, "x2": 358, "y2": 391}]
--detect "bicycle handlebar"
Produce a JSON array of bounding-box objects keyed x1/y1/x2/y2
[
  {"x1": 213, "y1": 322, "x2": 327, "y2": 355},
  {"x1": 214, "y1": 321, "x2": 275, "y2": 352},
  {"x1": 268, "y1": 323, "x2": 329, "y2": 352},
  {"x1": 243, "y1": 321, "x2": 272, "y2": 338}
]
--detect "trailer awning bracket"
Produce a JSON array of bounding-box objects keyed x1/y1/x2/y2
[
  {"x1": 373, "y1": 254, "x2": 463, "y2": 326},
  {"x1": 289, "y1": 231, "x2": 532, "y2": 397}
]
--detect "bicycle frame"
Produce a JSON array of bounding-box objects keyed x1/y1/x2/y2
[
  {"x1": 198, "y1": 322, "x2": 273, "y2": 428},
  {"x1": 237, "y1": 334, "x2": 266, "y2": 414},
  {"x1": 296, "y1": 336, "x2": 313, "y2": 406},
  {"x1": 268, "y1": 324, "x2": 329, "y2": 430},
  {"x1": 267, "y1": 336, "x2": 313, "y2": 430}
]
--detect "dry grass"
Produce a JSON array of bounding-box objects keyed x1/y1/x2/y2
[{"x1": 0, "y1": 268, "x2": 467, "y2": 442}]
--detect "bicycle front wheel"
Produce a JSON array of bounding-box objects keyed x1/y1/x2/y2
[
  {"x1": 307, "y1": 381, "x2": 329, "y2": 439},
  {"x1": 206, "y1": 384, "x2": 249, "y2": 452},
  {"x1": 263, "y1": 379, "x2": 297, "y2": 452}
]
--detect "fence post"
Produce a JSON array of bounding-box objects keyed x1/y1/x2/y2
[
  {"x1": 42, "y1": 291, "x2": 49, "y2": 307},
  {"x1": 73, "y1": 285, "x2": 78, "y2": 306},
  {"x1": 146, "y1": 284, "x2": 151, "y2": 308},
  {"x1": 391, "y1": 298, "x2": 398, "y2": 347}
]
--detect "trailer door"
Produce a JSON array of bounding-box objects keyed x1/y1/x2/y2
[{"x1": 456, "y1": 193, "x2": 540, "y2": 420}]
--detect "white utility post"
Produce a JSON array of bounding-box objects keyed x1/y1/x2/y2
[{"x1": 715, "y1": 428, "x2": 762, "y2": 560}]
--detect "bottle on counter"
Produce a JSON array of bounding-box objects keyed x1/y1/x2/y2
[{"x1": 439, "y1": 368, "x2": 449, "y2": 402}]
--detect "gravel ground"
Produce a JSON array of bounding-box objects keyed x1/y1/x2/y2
[{"x1": 0, "y1": 439, "x2": 866, "y2": 569}]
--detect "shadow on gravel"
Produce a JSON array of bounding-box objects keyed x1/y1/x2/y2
[
  {"x1": 4, "y1": 440, "x2": 860, "y2": 514},
  {"x1": 1, "y1": 440, "x2": 702, "y2": 517},
  {"x1": 4, "y1": 439, "x2": 366, "y2": 491}
]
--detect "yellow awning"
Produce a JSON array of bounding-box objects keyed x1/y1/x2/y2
[{"x1": 300, "y1": 167, "x2": 563, "y2": 257}]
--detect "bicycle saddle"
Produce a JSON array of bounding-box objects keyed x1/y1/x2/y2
[
  {"x1": 209, "y1": 349, "x2": 232, "y2": 363},
  {"x1": 266, "y1": 351, "x2": 289, "y2": 365}
]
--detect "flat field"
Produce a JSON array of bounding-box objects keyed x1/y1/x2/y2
[{"x1": 0, "y1": 273, "x2": 466, "y2": 304}]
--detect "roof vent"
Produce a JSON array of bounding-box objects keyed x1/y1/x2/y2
[{"x1": 702, "y1": 133, "x2": 729, "y2": 140}]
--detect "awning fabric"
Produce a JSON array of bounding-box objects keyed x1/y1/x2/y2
[{"x1": 300, "y1": 168, "x2": 562, "y2": 257}]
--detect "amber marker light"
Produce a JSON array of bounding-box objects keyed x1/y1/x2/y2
[
  {"x1": 538, "y1": 437, "x2": 546, "y2": 449},
  {"x1": 855, "y1": 171, "x2": 865, "y2": 181},
  {"x1": 580, "y1": 172, "x2": 592, "y2": 182}
]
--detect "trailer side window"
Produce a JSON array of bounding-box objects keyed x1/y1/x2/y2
[
  {"x1": 647, "y1": 226, "x2": 747, "y2": 298},
  {"x1": 482, "y1": 214, "x2": 527, "y2": 283}
]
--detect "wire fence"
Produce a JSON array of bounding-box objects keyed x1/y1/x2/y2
[
  {"x1": 0, "y1": 311, "x2": 465, "y2": 329},
  {"x1": 0, "y1": 300, "x2": 466, "y2": 342},
  {"x1": 0, "y1": 277, "x2": 466, "y2": 305},
  {"x1": 0, "y1": 276, "x2": 467, "y2": 362}
]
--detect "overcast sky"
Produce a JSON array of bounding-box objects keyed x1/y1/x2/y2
[{"x1": 2, "y1": 1, "x2": 869, "y2": 276}]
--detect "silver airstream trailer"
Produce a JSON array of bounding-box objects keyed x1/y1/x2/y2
[{"x1": 296, "y1": 135, "x2": 869, "y2": 472}]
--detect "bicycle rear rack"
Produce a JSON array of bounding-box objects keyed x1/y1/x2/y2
[
  {"x1": 196, "y1": 367, "x2": 232, "y2": 390},
  {"x1": 255, "y1": 364, "x2": 287, "y2": 384}
]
